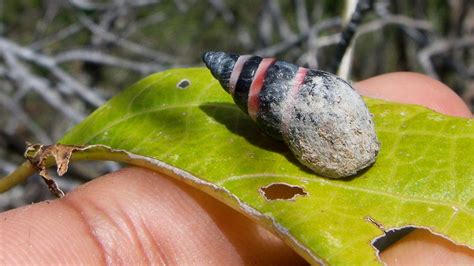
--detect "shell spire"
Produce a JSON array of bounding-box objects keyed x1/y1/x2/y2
[
  {"x1": 202, "y1": 51, "x2": 239, "y2": 93},
  {"x1": 203, "y1": 51, "x2": 380, "y2": 179}
]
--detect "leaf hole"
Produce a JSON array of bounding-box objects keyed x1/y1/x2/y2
[
  {"x1": 372, "y1": 226, "x2": 416, "y2": 253},
  {"x1": 367, "y1": 219, "x2": 474, "y2": 264},
  {"x1": 260, "y1": 183, "x2": 307, "y2": 201},
  {"x1": 176, "y1": 79, "x2": 191, "y2": 89}
]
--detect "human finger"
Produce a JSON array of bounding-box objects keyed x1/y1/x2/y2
[
  {"x1": 0, "y1": 167, "x2": 307, "y2": 265},
  {"x1": 355, "y1": 72, "x2": 472, "y2": 118}
]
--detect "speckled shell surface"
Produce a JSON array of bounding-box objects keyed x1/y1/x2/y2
[{"x1": 203, "y1": 51, "x2": 379, "y2": 178}]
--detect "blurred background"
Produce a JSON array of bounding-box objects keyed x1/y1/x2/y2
[{"x1": 0, "y1": 0, "x2": 473, "y2": 210}]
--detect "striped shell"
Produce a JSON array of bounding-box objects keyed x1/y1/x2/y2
[{"x1": 202, "y1": 51, "x2": 379, "y2": 178}]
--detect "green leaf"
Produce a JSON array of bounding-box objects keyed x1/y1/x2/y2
[{"x1": 58, "y1": 68, "x2": 473, "y2": 265}]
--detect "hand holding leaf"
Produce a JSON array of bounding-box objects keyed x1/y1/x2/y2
[{"x1": 1, "y1": 71, "x2": 472, "y2": 265}]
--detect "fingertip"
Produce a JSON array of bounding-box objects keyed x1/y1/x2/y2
[
  {"x1": 0, "y1": 168, "x2": 306, "y2": 265},
  {"x1": 355, "y1": 72, "x2": 473, "y2": 118},
  {"x1": 68, "y1": 167, "x2": 308, "y2": 264},
  {"x1": 380, "y1": 229, "x2": 474, "y2": 265},
  {"x1": 0, "y1": 195, "x2": 103, "y2": 264}
]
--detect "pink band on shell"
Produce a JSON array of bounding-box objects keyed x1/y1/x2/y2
[
  {"x1": 281, "y1": 67, "x2": 308, "y2": 137},
  {"x1": 247, "y1": 58, "x2": 276, "y2": 121},
  {"x1": 229, "y1": 55, "x2": 252, "y2": 95}
]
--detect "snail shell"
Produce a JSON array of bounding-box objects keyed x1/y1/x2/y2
[{"x1": 202, "y1": 51, "x2": 379, "y2": 178}]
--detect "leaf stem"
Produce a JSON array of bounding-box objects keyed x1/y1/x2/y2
[
  {"x1": 0, "y1": 145, "x2": 137, "y2": 193},
  {"x1": 0, "y1": 161, "x2": 37, "y2": 193}
]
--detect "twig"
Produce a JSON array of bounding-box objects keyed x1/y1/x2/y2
[
  {"x1": 32, "y1": 0, "x2": 61, "y2": 44},
  {"x1": 208, "y1": 0, "x2": 235, "y2": 24},
  {"x1": 122, "y1": 12, "x2": 166, "y2": 38},
  {"x1": 295, "y1": 0, "x2": 310, "y2": 33},
  {"x1": 293, "y1": 0, "x2": 316, "y2": 67},
  {"x1": 336, "y1": 0, "x2": 371, "y2": 79},
  {"x1": 258, "y1": 6, "x2": 273, "y2": 46},
  {"x1": 30, "y1": 24, "x2": 83, "y2": 50},
  {"x1": 1, "y1": 50, "x2": 85, "y2": 122},
  {"x1": 78, "y1": 15, "x2": 175, "y2": 64},
  {"x1": 266, "y1": 0, "x2": 296, "y2": 40},
  {"x1": 357, "y1": 15, "x2": 433, "y2": 37},
  {"x1": 296, "y1": 33, "x2": 342, "y2": 67},
  {"x1": 255, "y1": 18, "x2": 342, "y2": 57},
  {"x1": 69, "y1": 0, "x2": 159, "y2": 11},
  {"x1": 418, "y1": 36, "x2": 474, "y2": 79},
  {"x1": 54, "y1": 49, "x2": 165, "y2": 74},
  {"x1": 0, "y1": 90, "x2": 52, "y2": 143},
  {"x1": 173, "y1": 0, "x2": 189, "y2": 13},
  {"x1": 0, "y1": 37, "x2": 105, "y2": 107}
]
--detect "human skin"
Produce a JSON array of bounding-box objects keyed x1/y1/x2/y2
[{"x1": 0, "y1": 72, "x2": 473, "y2": 265}]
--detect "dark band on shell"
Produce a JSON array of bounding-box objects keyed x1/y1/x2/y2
[{"x1": 202, "y1": 51, "x2": 379, "y2": 178}]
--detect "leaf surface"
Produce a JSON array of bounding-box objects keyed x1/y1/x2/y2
[{"x1": 59, "y1": 68, "x2": 474, "y2": 265}]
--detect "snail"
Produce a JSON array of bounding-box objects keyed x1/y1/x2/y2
[{"x1": 202, "y1": 51, "x2": 379, "y2": 178}]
